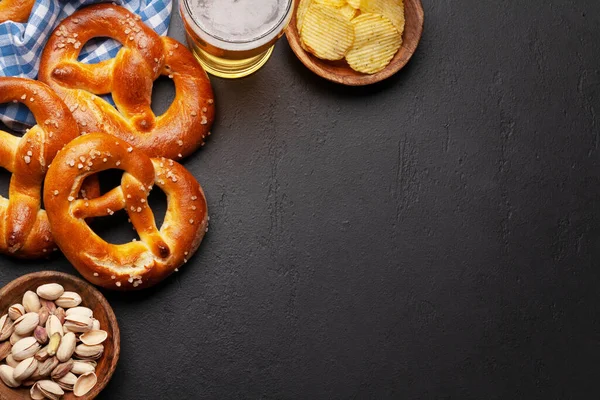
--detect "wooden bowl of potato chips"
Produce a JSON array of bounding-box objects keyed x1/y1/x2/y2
[{"x1": 285, "y1": 0, "x2": 424, "y2": 86}]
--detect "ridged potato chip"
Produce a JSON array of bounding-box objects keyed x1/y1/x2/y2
[
  {"x1": 359, "y1": 0, "x2": 405, "y2": 35},
  {"x1": 345, "y1": 13, "x2": 402, "y2": 74},
  {"x1": 347, "y1": 0, "x2": 361, "y2": 9},
  {"x1": 338, "y1": 4, "x2": 358, "y2": 20},
  {"x1": 296, "y1": 0, "x2": 313, "y2": 34},
  {"x1": 315, "y1": 0, "x2": 347, "y2": 6},
  {"x1": 300, "y1": 5, "x2": 355, "y2": 61}
]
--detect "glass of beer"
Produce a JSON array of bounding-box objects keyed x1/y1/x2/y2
[{"x1": 180, "y1": 0, "x2": 295, "y2": 79}]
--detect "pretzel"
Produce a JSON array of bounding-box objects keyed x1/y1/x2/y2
[
  {"x1": 0, "y1": 0, "x2": 35, "y2": 23},
  {"x1": 44, "y1": 132, "x2": 209, "y2": 290},
  {"x1": 0, "y1": 78, "x2": 80, "y2": 258},
  {"x1": 39, "y1": 4, "x2": 215, "y2": 160}
]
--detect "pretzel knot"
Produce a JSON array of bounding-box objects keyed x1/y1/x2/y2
[
  {"x1": 39, "y1": 4, "x2": 215, "y2": 160},
  {"x1": 0, "y1": 78, "x2": 80, "y2": 258},
  {"x1": 0, "y1": 0, "x2": 35, "y2": 23},
  {"x1": 44, "y1": 133, "x2": 209, "y2": 290}
]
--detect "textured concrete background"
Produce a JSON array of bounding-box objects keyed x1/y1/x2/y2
[{"x1": 1, "y1": 0, "x2": 599, "y2": 398}]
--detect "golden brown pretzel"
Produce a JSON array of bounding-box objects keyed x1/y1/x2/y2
[
  {"x1": 0, "y1": 0, "x2": 35, "y2": 23},
  {"x1": 0, "y1": 77, "x2": 80, "y2": 258},
  {"x1": 44, "y1": 132, "x2": 209, "y2": 290},
  {"x1": 39, "y1": 4, "x2": 215, "y2": 160}
]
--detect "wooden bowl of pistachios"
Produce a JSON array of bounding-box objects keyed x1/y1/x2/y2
[{"x1": 0, "y1": 271, "x2": 120, "y2": 399}]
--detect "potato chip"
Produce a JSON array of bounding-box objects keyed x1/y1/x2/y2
[
  {"x1": 346, "y1": 0, "x2": 361, "y2": 9},
  {"x1": 338, "y1": 4, "x2": 358, "y2": 20},
  {"x1": 296, "y1": 0, "x2": 313, "y2": 34},
  {"x1": 314, "y1": 0, "x2": 347, "y2": 7},
  {"x1": 345, "y1": 13, "x2": 402, "y2": 74},
  {"x1": 359, "y1": 0, "x2": 405, "y2": 35},
  {"x1": 300, "y1": 5, "x2": 355, "y2": 61}
]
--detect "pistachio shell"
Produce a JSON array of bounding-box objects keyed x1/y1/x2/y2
[
  {"x1": 13, "y1": 356, "x2": 38, "y2": 381},
  {"x1": 92, "y1": 318, "x2": 101, "y2": 331},
  {"x1": 39, "y1": 299, "x2": 56, "y2": 313},
  {"x1": 57, "y1": 371, "x2": 77, "y2": 391},
  {"x1": 37, "y1": 306, "x2": 50, "y2": 326},
  {"x1": 11, "y1": 336, "x2": 40, "y2": 361},
  {"x1": 71, "y1": 360, "x2": 96, "y2": 375},
  {"x1": 5, "y1": 354, "x2": 18, "y2": 368},
  {"x1": 74, "y1": 343, "x2": 103, "y2": 360},
  {"x1": 0, "y1": 364, "x2": 20, "y2": 388},
  {"x1": 9, "y1": 331, "x2": 22, "y2": 345},
  {"x1": 51, "y1": 359, "x2": 73, "y2": 379},
  {"x1": 65, "y1": 307, "x2": 93, "y2": 318},
  {"x1": 13, "y1": 312, "x2": 40, "y2": 336},
  {"x1": 80, "y1": 330, "x2": 107, "y2": 346},
  {"x1": 74, "y1": 371, "x2": 97, "y2": 397},
  {"x1": 34, "y1": 346, "x2": 50, "y2": 362},
  {"x1": 64, "y1": 314, "x2": 93, "y2": 333},
  {"x1": 54, "y1": 307, "x2": 66, "y2": 325},
  {"x1": 0, "y1": 314, "x2": 14, "y2": 341},
  {"x1": 57, "y1": 332, "x2": 76, "y2": 362},
  {"x1": 34, "y1": 326, "x2": 48, "y2": 345},
  {"x1": 23, "y1": 291, "x2": 41, "y2": 313},
  {"x1": 30, "y1": 382, "x2": 45, "y2": 400},
  {"x1": 37, "y1": 356, "x2": 59, "y2": 377},
  {"x1": 45, "y1": 315, "x2": 63, "y2": 337},
  {"x1": 55, "y1": 291, "x2": 82, "y2": 308},
  {"x1": 37, "y1": 379, "x2": 65, "y2": 400},
  {"x1": 0, "y1": 341, "x2": 11, "y2": 361},
  {"x1": 36, "y1": 283, "x2": 64, "y2": 301},
  {"x1": 8, "y1": 304, "x2": 25, "y2": 321}
]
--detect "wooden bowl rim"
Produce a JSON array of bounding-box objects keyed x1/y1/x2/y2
[
  {"x1": 284, "y1": 0, "x2": 425, "y2": 86},
  {"x1": 0, "y1": 271, "x2": 120, "y2": 400}
]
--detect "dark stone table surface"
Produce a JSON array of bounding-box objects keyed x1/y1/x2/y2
[{"x1": 1, "y1": 0, "x2": 599, "y2": 398}]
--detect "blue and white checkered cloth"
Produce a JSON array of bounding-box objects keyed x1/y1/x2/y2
[{"x1": 0, "y1": 0, "x2": 173, "y2": 128}]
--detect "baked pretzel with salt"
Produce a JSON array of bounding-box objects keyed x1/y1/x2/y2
[
  {"x1": 0, "y1": 0, "x2": 35, "y2": 23},
  {"x1": 0, "y1": 78, "x2": 80, "y2": 258},
  {"x1": 44, "y1": 132, "x2": 209, "y2": 290},
  {"x1": 39, "y1": 4, "x2": 215, "y2": 160}
]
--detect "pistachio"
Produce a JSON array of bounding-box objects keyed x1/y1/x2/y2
[
  {"x1": 54, "y1": 307, "x2": 66, "y2": 325},
  {"x1": 37, "y1": 306, "x2": 50, "y2": 326},
  {"x1": 33, "y1": 326, "x2": 48, "y2": 345},
  {"x1": 0, "y1": 341, "x2": 11, "y2": 361},
  {"x1": 23, "y1": 291, "x2": 41, "y2": 313},
  {"x1": 37, "y1": 379, "x2": 65, "y2": 400},
  {"x1": 5, "y1": 354, "x2": 18, "y2": 368},
  {"x1": 11, "y1": 336, "x2": 40, "y2": 361},
  {"x1": 57, "y1": 332, "x2": 76, "y2": 362},
  {"x1": 80, "y1": 330, "x2": 108, "y2": 346},
  {"x1": 74, "y1": 371, "x2": 97, "y2": 397},
  {"x1": 55, "y1": 292, "x2": 82, "y2": 308},
  {"x1": 92, "y1": 318, "x2": 101, "y2": 331},
  {"x1": 9, "y1": 331, "x2": 22, "y2": 345},
  {"x1": 65, "y1": 306, "x2": 93, "y2": 318},
  {"x1": 74, "y1": 343, "x2": 103, "y2": 360},
  {"x1": 47, "y1": 333, "x2": 61, "y2": 356},
  {"x1": 13, "y1": 356, "x2": 38, "y2": 381},
  {"x1": 0, "y1": 364, "x2": 20, "y2": 387},
  {"x1": 8, "y1": 304, "x2": 25, "y2": 321},
  {"x1": 64, "y1": 313, "x2": 93, "y2": 333},
  {"x1": 21, "y1": 378, "x2": 37, "y2": 386},
  {"x1": 71, "y1": 360, "x2": 96, "y2": 375},
  {"x1": 45, "y1": 315, "x2": 63, "y2": 337},
  {"x1": 51, "y1": 359, "x2": 73, "y2": 379},
  {"x1": 30, "y1": 382, "x2": 45, "y2": 399},
  {"x1": 0, "y1": 314, "x2": 14, "y2": 341},
  {"x1": 39, "y1": 299, "x2": 56, "y2": 314},
  {"x1": 36, "y1": 284, "x2": 64, "y2": 301},
  {"x1": 57, "y1": 371, "x2": 77, "y2": 391},
  {"x1": 34, "y1": 346, "x2": 49, "y2": 362},
  {"x1": 13, "y1": 312, "x2": 40, "y2": 336},
  {"x1": 36, "y1": 356, "x2": 58, "y2": 377}
]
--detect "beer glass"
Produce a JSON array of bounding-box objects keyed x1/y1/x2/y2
[{"x1": 180, "y1": 0, "x2": 295, "y2": 79}]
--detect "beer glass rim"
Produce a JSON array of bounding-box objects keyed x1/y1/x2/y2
[{"x1": 182, "y1": 0, "x2": 294, "y2": 45}]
